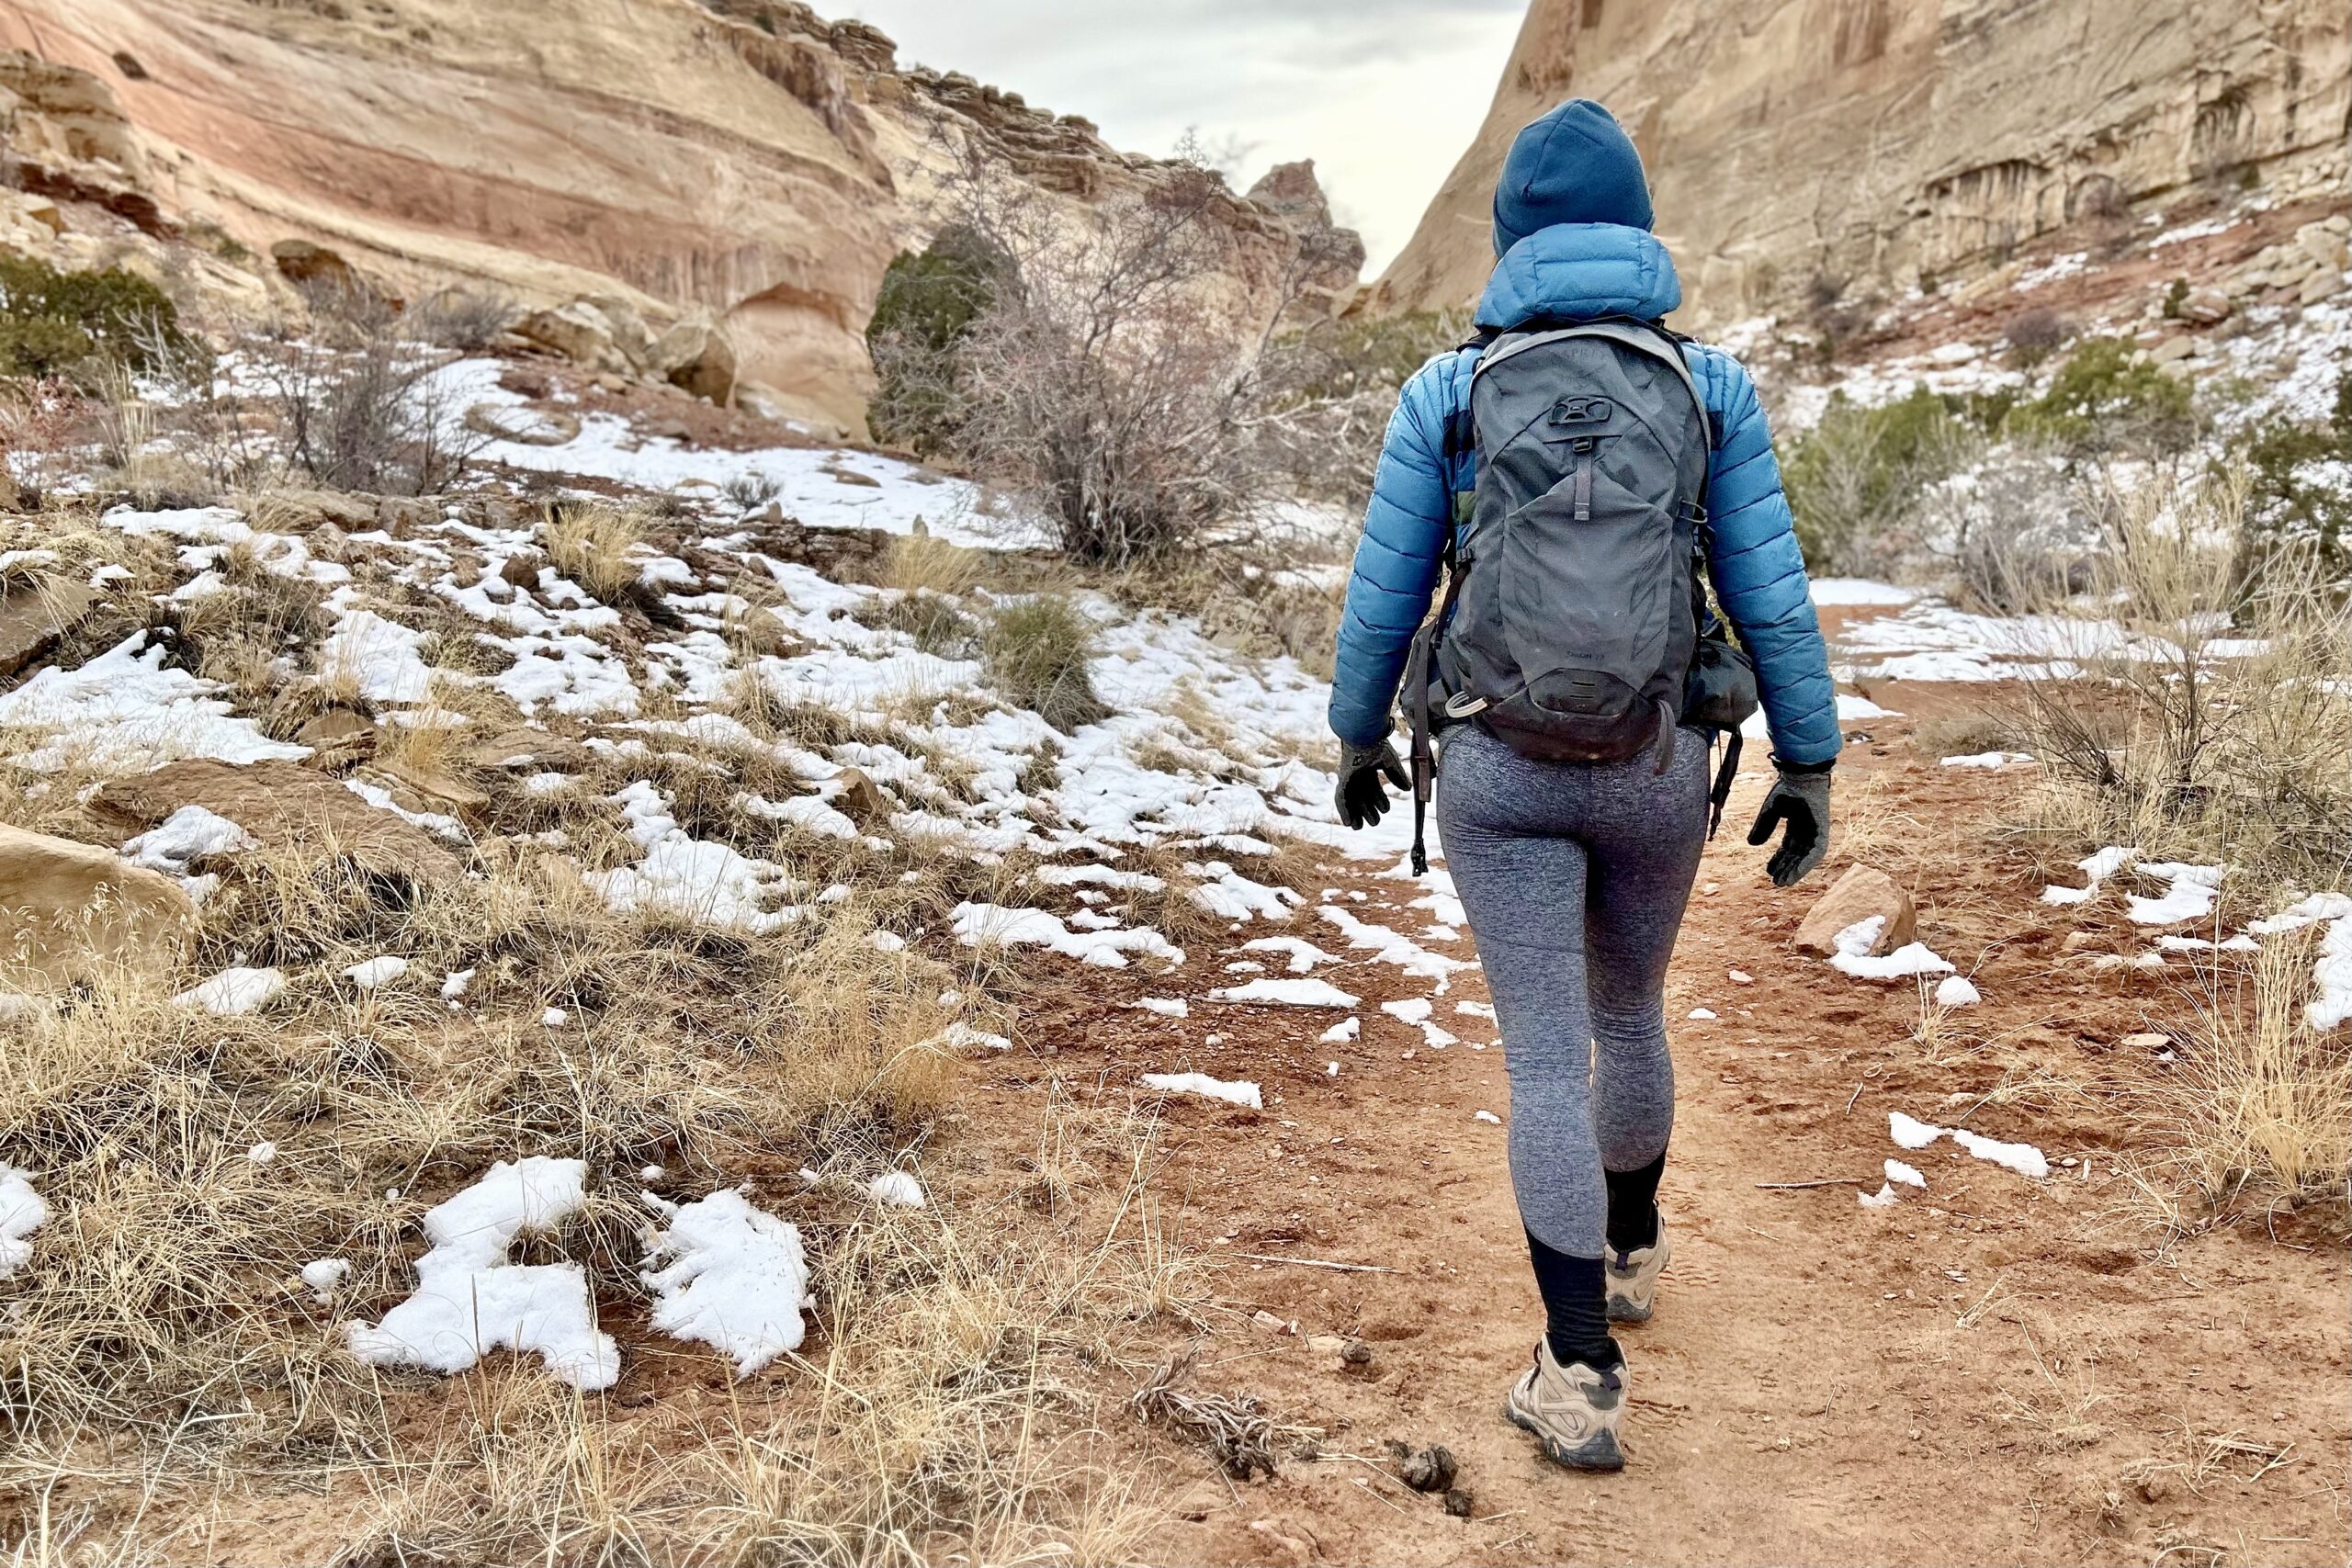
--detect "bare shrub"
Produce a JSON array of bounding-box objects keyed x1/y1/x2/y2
[
  {"x1": 1247, "y1": 308, "x2": 1469, "y2": 508},
  {"x1": 408, "y1": 285, "x2": 518, "y2": 351},
  {"x1": 1915, "y1": 433, "x2": 2099, "y2": 612},
  {"x1": 237, "y1": 284, "x2": 482, "y2": 494},
  {"x1": 888, "y1": 147, "x2": 1351, "y2": 567},
  {"x1": 722, "y1": 467, "x2": 783, "y2": 512},
  {"x1": 2003, "y1": 305, "x2": 2073, "y2": 366}
]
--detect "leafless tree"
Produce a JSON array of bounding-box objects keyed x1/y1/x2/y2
[{"x1": 891, "y1": 139, "x2": 1363, "y2": 566}]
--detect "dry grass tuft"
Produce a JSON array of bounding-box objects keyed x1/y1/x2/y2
[
  {"x1": 542, "y1": 502, "x2": 649, "y2": 605},
  {"x1": 2119, "y1": 934, "x2": 2350, "y2": 1227},
  {"x1": 982, "y1": 596, "x2": 1110, "y2": 733},
  {"x1": 2003, "y1": 468, "x2": 2351, "y2": 896}
]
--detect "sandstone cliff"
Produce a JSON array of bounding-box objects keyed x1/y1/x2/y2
[
  {"x1": 1366, "y1": 0, "x2": 2349, "y2": 333},
  {"x1": 0, "y1": 0, "x2": 1358, "y2": 427}
]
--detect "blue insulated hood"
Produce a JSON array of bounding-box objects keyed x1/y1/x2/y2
[
  {"x1": 1475, "y1": 222, "x2": 1681, "y2": 331},
  {"x1": 1491, "y1": 97, "x2": 1653, "y2": 255}
]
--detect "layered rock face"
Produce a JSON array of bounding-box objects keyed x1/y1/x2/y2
[
  {"x1": 1366, "y1": 0, "x2": 2350, "y2": 331},
  {"x1": 0, "y1": 0, "x2": 1359, "y2": 426}
]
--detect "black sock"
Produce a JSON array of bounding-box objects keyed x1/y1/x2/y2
[
  {"x1": 1604, "y1": 1151, "x2": 1666, "y2": 1254},
  {"x1": 1524, "y1": 1230, "x2": 1622, "y2": 1371}
]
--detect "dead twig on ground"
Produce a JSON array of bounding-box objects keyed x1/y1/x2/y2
[
  {"x1": 1234, "y1": 1252, "x2": 1392, "y2": 1273},
  {"x1": 1131, "y1": 1352, "x2": 1320, "y2": 1481}
]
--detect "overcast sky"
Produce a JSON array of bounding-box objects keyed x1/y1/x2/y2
[{"x1": 841, "y1": 1, "x2": 1526, "y2": 276}]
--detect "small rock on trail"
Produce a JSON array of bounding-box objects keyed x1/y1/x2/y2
[{"x1": 1793, "y1": 863, "x2": 1917, "y2": 955}]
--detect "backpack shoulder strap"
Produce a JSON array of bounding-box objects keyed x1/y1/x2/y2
[{"x1": 1474, "y1": 316, "x2": 1706, "y2": 417}]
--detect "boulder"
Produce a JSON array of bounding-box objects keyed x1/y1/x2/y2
[
  {"x1": 294, "y1": 707, "x2": 378, "y2": 764},
  {"x1": 271, "y1": 238, "x2": 390, "y2": 303},
  {"x1": 89, "y1": 759, "x2": 461, "y2": 882},
  {"x1": 463, "y1": 402, "x2": 582, "y2": 447},
  {"x1": 0, "y1": 577, "x2": 101, "y2": 681},
  {"x1": 2295, "y1": 221, "x2": 2349, "y2": 273},
  {"x1": 2174, "y1": 288, "x2": 2232, "y2": 326},
  {"x1": 732, "y1": 379, "x2": 796, "y2": 424},
  {"x1": 2149, "y1": 334, "x2": 2195, "y2": 364},
  {"x1": 376, "y1": 759, "x2": 491, "y2": 818},
  {"x1": 0, "y1": 824, "x2": 195, "y2": 988},
  {"x1": 512, "y1": 299, "x2": 630, "y2": 375},
  {"x1": 466, "y1": 727, "x2": 592, "y2": 774},
  {"x1": 250, "y1": 486, "x2": 380, "y2": 532},
  {"x1": 583, "y1": 295, "x2": 657, "y2": 371},
  {"x1": 1793, "y1": 864, "x2": 1916, "y2": 956},
  {"x1": 2300, "y1": 270, "x2": 2343, "y2": 306},
  {"x1": 830, "y1": 765, "x2": 891, "y2": 823},
  {"x1": 649, "y1": 313, "x2": 738, "y2": 404}
]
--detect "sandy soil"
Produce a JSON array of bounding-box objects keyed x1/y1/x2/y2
[
  {"x1": 54, "y1": 644, "x2": 2345, "y2": 1568},
  {"x1": 982, "y1": 695, "x2": 2350, "y2": 1566}
]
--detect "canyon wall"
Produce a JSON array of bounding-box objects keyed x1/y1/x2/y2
[
  {"x1": 1366, "y1": 0, "x2": 2350, "y2": 332},
  {"x1": 0, "y1": 0, "x2": 1357, "y2": 427}
]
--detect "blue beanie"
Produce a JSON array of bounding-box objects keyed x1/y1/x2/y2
[{"x1": 1491, "y1": 98, "x2": 1653, "y2": 254}]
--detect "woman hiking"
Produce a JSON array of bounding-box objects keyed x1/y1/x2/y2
[{"x1": 1327, "y1": 98, "x2": 1839, "y2": 1472}]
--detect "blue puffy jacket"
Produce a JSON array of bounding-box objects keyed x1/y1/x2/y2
[{"x1": 1328, "y1": 131, "x2": 1841, "y2": 768}]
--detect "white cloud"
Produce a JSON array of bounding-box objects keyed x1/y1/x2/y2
[{"x1": 842, "y1": 1, "x2": 1525, "y2": 275}]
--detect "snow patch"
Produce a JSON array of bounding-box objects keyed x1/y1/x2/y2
[
  {"x1": 1208, "y1": 976, "x2": 1360, "y2": 1009},
  {"x1": 589, "y1": 781, "x2": 805, "y2": 935},
  {"x1": 344, "y1": 955, "x2": 408, "y2": 989},
  {"x1": 120, "y1": 805, "x2": 257, "y2": 876},
  {"x1": 300, "y1": 1258, "x2": 350, "y2": 1303},
  {"x1": 866, "y1": 1170, "x2": 926, "y2": 1209},
  {"x1": 175, "y1": 966, "x2": 287, "y2": 1016},
  {"x1": 1828, "y1": 919, "x2": 1953, "y2": 980},
  {"x1": 349, "y1": 1156, "x2": 617, "y2": 1390},
  {"x1": 950, "y1": 900, "x2": 1182, "y2": 970},
  {"x1": 1141, "y1": 1072, "x2": 1261, "y2": 1110},
  {"x1": 0, "y1": 634, "x2": 310, "y2": 773},
  {"x1": 0, "y1": 1166, "x2": 46, "y2": 1279},
  {"x1": 639, "y1": 1187, "x2": 808, "y2": 1377}
]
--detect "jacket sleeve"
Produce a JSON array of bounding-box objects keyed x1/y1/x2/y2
[
  {"x1": 1688, "y1": 344, "x2": 1843, "y2": 768},
  {"x1": 1326, "y1": 353, "x2": 1466, "y2": 747}
]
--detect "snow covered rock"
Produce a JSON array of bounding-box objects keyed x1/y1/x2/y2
[
  {"x1": 120, "y1": 805, "x2": 258, "y2": 877},
  {"x1": 0, "y1": 824, "x2": 196, "y2": 990},
  {"x1": 1794, "y1": 865, "x2": 1916, "y2": 956},
  {"x1": 93, "y1": 760, "x2": 462, "y2": 883}
]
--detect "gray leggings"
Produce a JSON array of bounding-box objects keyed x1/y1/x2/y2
[{"x1": 1435, "y1": 723, "x2": 1710, "y2": 1258}]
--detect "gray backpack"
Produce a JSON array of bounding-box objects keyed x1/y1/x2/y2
[{"x1": 1402, "y1": 317, "x2": 1756, "y2": 871}]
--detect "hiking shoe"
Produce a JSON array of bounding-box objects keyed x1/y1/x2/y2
[
  {"x1": 1606, "y1": 1208, "x2": 1670, "y2": 1323},
  {"x1": 1502, "y1": 1339, "x2": 1626, "y2": 1471}
]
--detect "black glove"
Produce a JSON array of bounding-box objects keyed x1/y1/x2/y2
[
  {"x1": 1333, "y1": 739, "x2": 1408, "y2": 829},
  {"x1": 1746, "y1": 763, "x2": 1832, "y2": 887}
]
